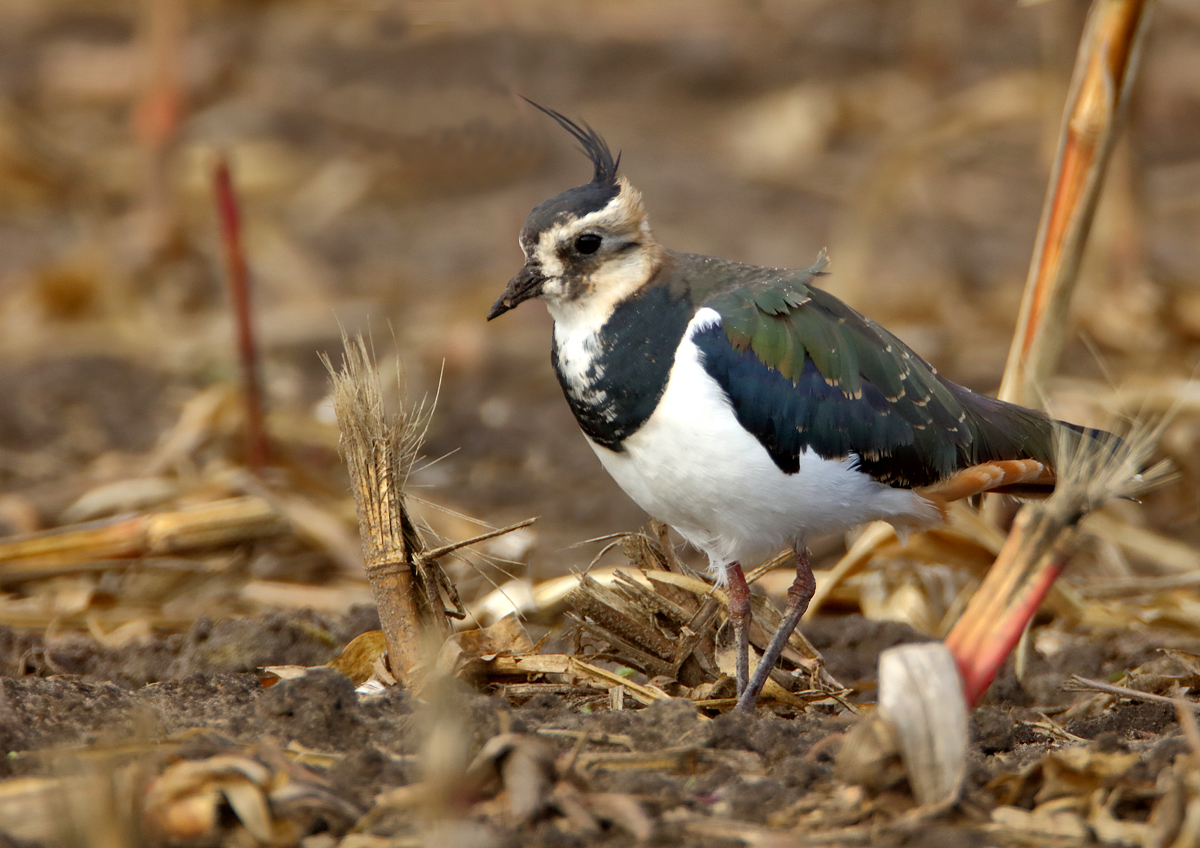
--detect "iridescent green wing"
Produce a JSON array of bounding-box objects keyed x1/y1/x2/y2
[{"x1": 690, "y1": 253, "x2": 1056, "y2": 485}]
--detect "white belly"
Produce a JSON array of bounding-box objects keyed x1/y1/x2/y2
[{"x1": 585, "y1": 309, "x2": 940, "y2": 577}]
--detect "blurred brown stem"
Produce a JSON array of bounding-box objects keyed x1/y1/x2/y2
[
  {"x1": 133, "y1": 0, "x2": 186, "y2": 256},
  {"x1": 997, "y1": 0, "x2": 1154, "y2": 406},
  {"x1": 213, "y1": 157, "x2": 271, "y2": 471}
]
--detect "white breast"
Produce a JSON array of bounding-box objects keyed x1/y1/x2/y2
[{"x1": 585, "y1": 308, "x2": 940, "y2": 580}]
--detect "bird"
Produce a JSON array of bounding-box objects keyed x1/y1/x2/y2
[{"x1": 487, "y1": 102, "x2": 1112, "y2": 712}]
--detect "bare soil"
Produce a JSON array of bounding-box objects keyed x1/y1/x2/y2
[{"x1": 2, "y1": 610, "x2": 1196, "y2": 845}]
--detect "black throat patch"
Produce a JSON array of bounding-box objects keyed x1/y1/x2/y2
[{"x1": 551, "y1": 285, "x2": 695, "y2": 451}]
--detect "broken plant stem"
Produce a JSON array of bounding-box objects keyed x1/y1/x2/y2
[
  {"x1": 997, "y1": 0, "x2": 1154, "y2": 406},
  {"x1": 945, "y1": 514, "x2": 1073, "y2": 706},
  {"x1": 417, "y1": 518, "x2": 536, "y2": 566},
  {"x1": 1065, "y1": 675, "x2": 1200, "y2": 712},
  {"x1": 213, "y1": 156, "x2": 271, "y2": 471},
  {"x1": 326, "y1": 334, "x2": 447, "y2": 687},
  {"x1": 946, "y1": 419, "x2": 1173, "y2": 706}
]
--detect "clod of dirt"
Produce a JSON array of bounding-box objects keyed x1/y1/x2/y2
[
  {"x1": 462, "y1": 691, "x2": 520, "y2": 750},
  {"x1": 626, "y1": 697, "x2": 705, "y2": 750},
  {"x1": 802, "y1": 615, "x2": 927, "y2": 688},
  {"x1": 44, "y1": 632, "x2": 181, "y2": 688},
  {"x1": 706, "y1": 710, "x2": 757, "y2": 753},
  {"x1": 591, "y1": 769, "x2": 685, "y2": 809},
  {"x1": 1065, "y1": 700, "x2": 1179, "y2": 741},
  {"x1": 717, "y1": 776, "x2": 794, "y2": 824},
  {"x1": 706, "y1": 709, "x2": 820, "y2": 764},
  {"x1": 770, "y1": 755, "x2": 830, "y2": 791},
  {"x1": 973, "y1": 706, "x2": 1017, "y2": 754},
  {"x1": 0, "y1": 626, "x2": 184, "y2": 688},
  {"x1": 980, "y1": 664, "x2": 1034, "y2": 708},
  {"x1": 0, "y1": 628, "x2": 45, "y2": 676},
  {"x1": 169, "y1": 613, "x2": 339, "y2": 677},
  {"x1": 0, "y1": 677, "x2": 142, "y2": 775},
  {"x1": 1140, "y1": 734, "x2": 1192, "y2": 779},
  {"x1": 327, "y1": 746, "x2": 412, "y2": 804},
  {"x1": 138, "y1": 672, "x2": 263, "y2": 738},
  {"x1": 339, "y1": 604, "x2": 383, "y2": 643},
  {"x1": 0, "y1": 357, "x2": 166, "y2": 456},
  {"x1": 255, "y1": 667, "x2": 368, "y2": 751}
]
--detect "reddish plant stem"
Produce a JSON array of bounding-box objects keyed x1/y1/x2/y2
[
  {"x1": 997, "y1": 0, "x2": 1153, "y2": 406},
  {"x1": 214, "y1": 157, "x2": 271, "y2": 471},
  {"x1": 949, "y1": 557, "x2": 1067, "y2": 707}
]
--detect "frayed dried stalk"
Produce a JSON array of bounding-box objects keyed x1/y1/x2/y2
[
  {"x1": 946, "y1": 418, "x2": 1174, "y2": 705},
  {"x1": 322, "y1": 333, "x2": 449, "y2": 688}
]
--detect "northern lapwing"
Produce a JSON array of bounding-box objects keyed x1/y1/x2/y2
[{"x1": 487, "y1": 103, "x2": 1113, "y2": 712}]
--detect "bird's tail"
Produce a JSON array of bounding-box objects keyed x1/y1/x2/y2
[
  {"x1": 918, "y1": 457, "x2": 1055, "y2": 502},
  {"x1": 916, "y1": 414, "x2": 1123, "y2": 512}
]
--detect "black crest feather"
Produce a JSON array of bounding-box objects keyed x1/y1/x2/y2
[{"x1": 523, "y1": 97, "x2": 620, "y2": 185}]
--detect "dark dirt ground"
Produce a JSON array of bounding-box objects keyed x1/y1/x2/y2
[
  {"x1": 3, "y1": 608, "x2": 1199, "y2": 846},
  {"x1": 0, "y1": 0, "x2": 1199, "y2": 845}
]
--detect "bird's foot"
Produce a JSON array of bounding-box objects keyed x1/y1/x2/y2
[{"x1": 735, "y1": 547, "x2": 815, "y2": 713}]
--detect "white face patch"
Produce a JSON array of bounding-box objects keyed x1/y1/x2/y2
[
  {"x1": 529, "y1": 238, "x2": 565, "y2": 280},
  {"x1": 532, "y1": 179, "x2": 662, "y2": 336},
  {"x1": 540, "y1": 277, "x2": 566, "y2": 299}
]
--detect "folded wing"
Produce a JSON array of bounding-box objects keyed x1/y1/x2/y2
[{"x1": 693, "y1": 267, "x2": 1063, "y2": 489}]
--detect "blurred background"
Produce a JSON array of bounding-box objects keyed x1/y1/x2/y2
[{"x1": 0, "y1": 0, "x2": 1196, "y2": 620}]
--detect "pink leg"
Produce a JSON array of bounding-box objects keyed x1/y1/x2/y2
[
  {"x1": 736, "y1": 547, "x2": 814, "y2": 713},
  {"x1": 726, "y1": 562, "x2": 751, "y2": 697}
]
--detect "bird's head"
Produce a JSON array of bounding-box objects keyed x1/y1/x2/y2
[{"x1": 487, "y1": 103, "x2": 662, "y2": 324}]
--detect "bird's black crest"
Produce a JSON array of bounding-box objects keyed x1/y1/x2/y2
[{"x1": 524, "y1": 98, "x2": 620, "y2": 185}]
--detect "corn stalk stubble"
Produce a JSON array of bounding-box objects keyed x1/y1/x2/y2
[
  {"x1": 324, "y1": 335, "x2": 448, "y2": 689},
  {"x1": 998, "y1": 0, "x2": 1154, "y2": 407}
]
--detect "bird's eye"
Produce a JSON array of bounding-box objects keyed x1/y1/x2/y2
[{"x1": 574, "y1": 234, "x2": 602, "y2": 255}]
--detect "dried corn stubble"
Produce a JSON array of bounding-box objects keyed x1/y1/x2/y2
[
  {"x1": 840, "y1": 417, "x2": 1173, "y2": 810},
  {"x1": 561, "y1": 529, "x2": 850, "y2": 711},
  {"x1": 948, "y1": 417, "x2": 1175, "y2": 705},
  {"x1": 324, "y1": 332, "x2": 541, "y2": 691},
  {"x1": 322, "y1": 332, "x2": 450, "y2": 688},
  {"x1": 370, "y1": 729, "x2": 652, "y2": 842},
  {"x1": 143, "y1": 749, "x2": 362, "y2": 845}
]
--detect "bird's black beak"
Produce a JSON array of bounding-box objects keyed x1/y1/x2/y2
[{"x1": 487, "y1": 264, "x2": 547, "y2": 320}]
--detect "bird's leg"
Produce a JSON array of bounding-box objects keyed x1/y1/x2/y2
[
  {"x1": 736, "y1": 546, "x2": 815, "y2": 713},
  {"x1": 726, "y1": 561, "x2": 751, "y2": 697}
]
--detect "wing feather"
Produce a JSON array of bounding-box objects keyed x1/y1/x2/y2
[{"x1": 695, "y1": 263, "x2": 1060, "y2": 487}]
